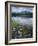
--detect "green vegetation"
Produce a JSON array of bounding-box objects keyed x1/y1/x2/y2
[
  {"x1": 12, "y1": 11, "x2": 32, "y2": 17},
  {"x1": 11, "y1": 18, "x2": 20, "y2": 29},
  {"x1": 11, "y1": 11, "x2": 32, "y2": 38},
  {"x1": 11, "y1": 18, "x2": 32, "y2": 38}
]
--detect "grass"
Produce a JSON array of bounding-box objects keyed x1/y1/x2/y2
[{"x1": 11, "y1": 18, "x2": 32, "y2": 38}]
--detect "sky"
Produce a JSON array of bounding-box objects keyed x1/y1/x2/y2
[{"x1": 11, "y1": 6, "x2": 33, "y2": 13}]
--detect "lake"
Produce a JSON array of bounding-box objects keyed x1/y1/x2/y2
[{"x1": 12, "y1": 17, "x2": 32, "y2": 26}]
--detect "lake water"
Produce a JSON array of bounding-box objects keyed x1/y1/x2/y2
[{"x1": 12, "y1": 17, "x2": 32, "y2": 26}]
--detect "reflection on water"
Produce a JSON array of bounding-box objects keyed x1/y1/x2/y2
[{"x1": 12, "y1": 17, "x2": 32, "y2": 26}]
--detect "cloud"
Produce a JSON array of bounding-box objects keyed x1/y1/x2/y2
[{"x1": 11, "y1": 6, "x2": 33, "y2": 13}]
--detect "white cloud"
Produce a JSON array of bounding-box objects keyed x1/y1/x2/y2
[{"x1": 11, "y1": 6, "x2": 33, "y2": 13}]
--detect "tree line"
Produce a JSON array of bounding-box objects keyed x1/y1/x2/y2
[{"x1": 12, "y1": 11, "x2": 33, "y2": 18}]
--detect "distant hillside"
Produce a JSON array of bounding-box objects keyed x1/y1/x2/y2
[{"x1": 12, "y1": 11, "x2": 33, "y2": 18}]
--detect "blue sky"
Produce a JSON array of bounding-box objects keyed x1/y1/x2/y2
[{"x1": 11, "y1": 6, "x2": 33, "y2": 13}]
